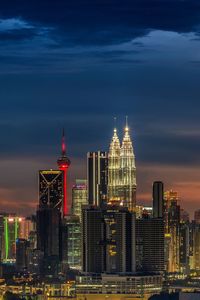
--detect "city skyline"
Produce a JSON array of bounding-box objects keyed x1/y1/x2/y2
[{"x1": 1, "y1": 0, "x2": 200, "y2": 216}]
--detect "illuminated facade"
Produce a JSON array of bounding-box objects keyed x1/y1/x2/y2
[
  {"x1": 164, "y1": 190, "x2": 180, "y2": 273},
  {"x1": 108, "y1": 123, "x2": 136, "y2": 211},
  {"x1": 57, "y1": 129, "x2": 71, "y2": 216},
  {"x1": 108, "y1": 128, "x2": 121, "y2": 204},
  {"x1": 61, "y1": 215, "x2": 81, "y2": 270},
  {"x1": 39, "y1": 170, "x2": 64, "y2": 211},
  {"x1": 76, "y1": 274, "x2": 163, "y2": 300},
  {"x1": 119, "y1": 124, "x2": 136, "y2": 211},
  {"x1": 71, "y1": 179, "x2": 88, "y2": 221},
  {"x1": 2, "y1": 216, "x2": 27, "y2": 262}
]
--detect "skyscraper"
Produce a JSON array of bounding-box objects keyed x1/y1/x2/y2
[
  {"x1": 71, "y1": 179, "x2": 88, "y2": 221},
  {"x1": 108, "y1": 128, "x2": 121, "y2": 204},
  {"x1": 39, "y1": 170, "x2": 64, "y2": 211},
  {"x1": 164, "y1": 190, "x2": 180, "y2": 273},
  {"x1": 136, "y1": 218, "x2": 165, "y2": 273},
  {"x1": 87, "y1": 151, "x2": 108, "y2": 206},
  {"x1": 61, "y1": 215, "x2": 81, "y2": 270},
  {"x1": 16, "y1": 238, "x2": 30, "y2": 271},
  {"x1": 82, "y1": 205, "x2": 136, "y2": 274},
  {"x1": 57, "y1": 129, "x2": 71, "y2": 216},
  {"x1": 153, "y1": 181, "x2": 164, "y2": 218},
  {"x1": 37, "y1": 170, "x2": 64, "y2": 276},
  {"x1": 119, "y1": 122, "x2": 136, "y2": 211}
]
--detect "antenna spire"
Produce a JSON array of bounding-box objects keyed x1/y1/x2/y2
[
  {"x1": 62, "y1": 128, "x2": 66, "y2": 156},
  {"x1": 125, "y1": 115, "x2": 129, "y2": 131}
]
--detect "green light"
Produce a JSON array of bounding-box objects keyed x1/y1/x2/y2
[{"x1": 4, "y1": 218, "x2": 8, "y2": 260}]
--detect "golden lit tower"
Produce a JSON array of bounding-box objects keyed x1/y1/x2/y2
[
  {"x1": 108, "y1": 127, "x2": 121, "y2": 204},
  {"x1": 119, "y1": 118, "x2": 136, "y2": 211}
]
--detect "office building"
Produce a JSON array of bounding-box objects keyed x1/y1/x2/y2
[
  {"x1": 119, "y1": 123, "x2": 136, "y2": 211},
  {"x1": 61, "y1": 215, "x2": 81, "y2": 270},
  {"x1": 153, "y1": 181, "x2": 164, "y2": 218},
  {"x1": 82, "y1": 205, "x2": 136, "y2": 274},
  {"x1": 2, "y1": 216, "x2": 28, "y2": 262},
  {"x1": 164, "y1": 190, "x2": 180, "y2": 273},
  {"x1": 136, "y1": 217, "x2": 165, "y2": 272},
  {"x1": 16, "y1": 238, "x2": 30, "y2": 271},
  {"x1": 57, "y1": 129, "x2": 71, "y2": 216},
  {"x1": 71, "y1": 179, "x2": 87, "y2": 221},
  {"x1": 108, "y1": 128, "x2": 121, "y2": 204},
  {"x1": 87, "y1": 151, "x2": 108, "y2": 206},
  {"x1": 37, "y1": 170, "x2": 64, "y2": 276}
]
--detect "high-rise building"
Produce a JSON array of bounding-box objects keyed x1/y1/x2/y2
[
  {"x1": 37, "y1": 208, "x2": 61, "y2": 258},
  {"x1": 164, "y1": 190, "x2": 180, "y2": 273},
  {"x1": 2, "y1": 216, "x2": 27, "y2": 262},
  {"x1": 39, "y1": 170, "x2": 64, "y2": 211},
  {"x1": 82, "y1": 205, "x2": 136, "y2": 274},
  {"x1": 37, "y1": 170, "x2": 64, "y2": 276},
  {"x1": 108, "y1": 128, "x2": 121, "y2": 204},
  {"x1": 16, "y1": 238, "x2": 30, "y2": 271},
  {"x1": 87, "y1": 151, "x2": 108, "y2": 206},
  {"x1": 57, "y1": 129, "x2": 71, "y2": 216},
  {"x1": 179, "y1": 223, "x2": 190, "y2": 275},
  {"x1": 61, "y1": 215, "x2": 81, "y2": 270},
  {"x1": 71, "y1": 179, "x2": 88, "y2": 221},
  {"x1": 136, "y1": 217, "x2": 165, "y2": 272},
  {"x1": 153, "y1": 181, "x2": 164, "y2": 218},
  {"x1": 119, "y1": 123, "x2": 136, "y2": 211}
]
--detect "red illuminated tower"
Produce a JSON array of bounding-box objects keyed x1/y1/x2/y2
[{"x1": 57, "y1": 129, "x2": 71, "y2": 216}]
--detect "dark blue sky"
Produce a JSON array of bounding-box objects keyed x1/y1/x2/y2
[{"x1": 0, "y1": 0, "x2": 200, "y2": 216}]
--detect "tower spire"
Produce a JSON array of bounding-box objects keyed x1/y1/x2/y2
[
  {"x1": 62, "y1": 128, "x2": 66, "y2": 157},
  {"x1": 57, "y1": 128, "x2": 71, "y2": 216}
]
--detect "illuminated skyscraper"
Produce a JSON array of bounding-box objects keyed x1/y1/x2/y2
[
  {"x1": 2, "y1": 216, "x2": 26, "y2": 262},
  {"x1": 39, "y1": 170, "x2": 64, "y2": 211},
  {"x1": 164, "y1": 190, "x2": 180, "y2": 273},
  {"x1": 108, "y1": 128, "x2": 121, "y2": 204},
  {"x1": 37, "y1": 170, "x2": 64, "y2": 276},
  {"x1": 119, "y1": 121, "x2": 136, "y2": 211},
  {"x1": 57, "y1": 129, "x2": 71, "y2": 216},
  {"x1": 71, "y1": 179, "x2": 88, "y2": 221},
  {"x1": 87, "y1": 151, "x2": 108, "y2": 206}
]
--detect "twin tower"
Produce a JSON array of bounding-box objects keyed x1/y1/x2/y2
[{"x1": 108, "y1": 123, "x2": 137, "y2": 211}]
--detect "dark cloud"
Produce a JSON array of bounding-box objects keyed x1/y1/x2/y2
[{"x1": 0, "y1": 0, "x2": 200, "y2": 215}]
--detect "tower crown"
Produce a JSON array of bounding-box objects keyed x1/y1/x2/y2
[{"x1": 57, "y1": 129, "x2": 71, "y2": 168}]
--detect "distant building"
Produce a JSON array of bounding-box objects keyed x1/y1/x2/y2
[
  {"x1": 16, "y1": 238, "x2": 30, "y2": 271},
  {"x1": 153, "y1": 181, "x2": 164, "y2": 218},
  {"x1": 82, "y1": 205, "x2": 136, "y2": 274},
  {"x1": 108, "y1": 128, "x2": 121, "y2": 204},
  {"x1": 76, "y1": 273, "x2": 163, "y2": 300},
  {"x1": 164, "y1": 190, "x2": 180, "y2": 273},
  {"x1": 119, "y1": 124, "x2": 137, "y2": 211},
  {"x1": 61, "y1": 215, "x2": 81, "y2": 270},
  {"x1": 87, "y1": 151, "x2": 108, "y2": 206},
  {"x1": 136, "y1": 218, "x2": 165, "y2": 272},
  {"x1": 71, "y1": 179, "x2": 87, "y2": 221},
  {"x1": 2, "y1": 216, "x2": 29, "y2": 262},
  {"x1": 37, "y1": 169, "x2": 64, "y2": 277}
]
